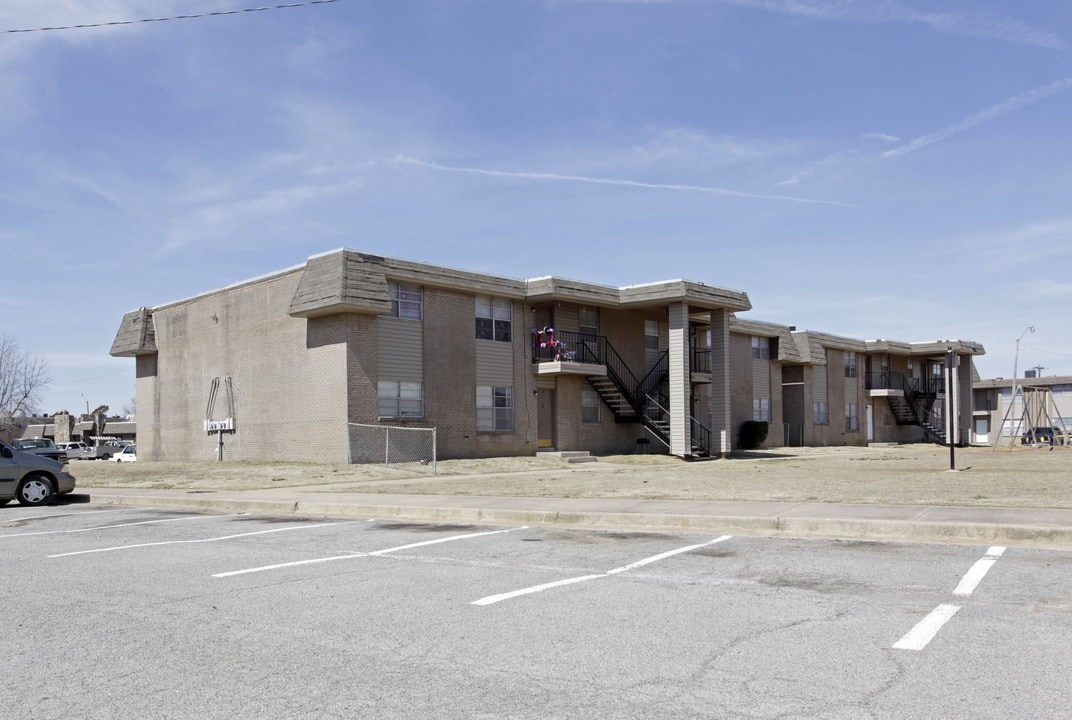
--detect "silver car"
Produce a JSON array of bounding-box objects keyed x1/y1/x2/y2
[{"x1": 0, "y1": 440, "x2": 78, "y2": 506}]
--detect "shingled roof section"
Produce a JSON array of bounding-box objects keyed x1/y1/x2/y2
[
  {"x1": 109, "y1": 307, "x2": 157, "y2": 357},
  {"x1": 287, "y1": 250, "x2": 393, "y2": 318}
]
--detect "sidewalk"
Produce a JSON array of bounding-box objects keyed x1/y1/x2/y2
[{"x1": 82, "y1": 486, "x2": 1072, "y2": 549}]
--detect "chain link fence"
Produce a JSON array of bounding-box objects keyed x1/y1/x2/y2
[{"x1": 347, "y1": 423, "x2": 437, "y2": 474}]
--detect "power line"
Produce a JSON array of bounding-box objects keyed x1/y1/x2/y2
[{"x1": 2, "y1": 0, "x2": 339, "y2": 34}]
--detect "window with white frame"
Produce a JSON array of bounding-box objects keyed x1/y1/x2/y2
[
  {"x1": 753, "y1": 398, "x2": 771, "y2": 422},
  {"x1": 813, "y1": 401, "x2": 829, "y2": 425},
  {"x1": 846, "y1": 403, "x2": 859, "y2": 432},
  {"x1": 477, "y1": 385, "x2": 513, "y2": 431},
  {"x1": 644, "y1": 320, "x2": 660, "y2": 350},
  {"x1": 377, "y1": 381, "x2": 423, "y2": 418},
  {"x1": 475, "y1": 297, "x2": 512, "y2": 342},
  {"x1": 581, "y1": 390, "x2": 600, "y2": 423},
  {"x1": 579, "y1": 308, "x2": 599, "y2": 338},
  {"x1": 844, "y1": 351, "x2": 858, "y2": 378},
  {"x1": 388, "y1": 282, "x2": 422, "y2": 320},
  {"x1": 752, "y1": 336, "x2": 770, "y2": 360}
]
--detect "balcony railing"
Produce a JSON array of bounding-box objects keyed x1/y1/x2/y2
[{"x1": 865, "y1": 371, "x2": 945, "y2": 395}]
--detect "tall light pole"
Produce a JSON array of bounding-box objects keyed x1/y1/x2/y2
[
  {"x1": 1012, "y1": 326, "x2": 1035, "y2": 384},
  {"x1": 1008, "y1": 326, "x2": 1035, "y2": 446}
]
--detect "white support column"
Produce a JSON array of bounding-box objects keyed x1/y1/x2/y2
[
  {"x1": 708, "y1": 310, "x2": 731, "y2": 457},
  {"x1": 668, "y1": 302, "x2": 692, "y2": 457}
]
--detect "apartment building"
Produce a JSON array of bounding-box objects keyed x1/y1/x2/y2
[{"x1": 110, "y1": 248, "x2": 984, "y2": 462}]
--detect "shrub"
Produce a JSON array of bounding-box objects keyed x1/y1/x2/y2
[{"x1": 739, "y1": 420, "x2": 769, "y2": 450}]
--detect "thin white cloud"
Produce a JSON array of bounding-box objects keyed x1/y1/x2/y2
[
  {"x1": 884, "y1": 78, "x2": 1072, "y2": 157},
  {"x1": 701, "y1": 0, "x2": 1063, "y2": 49},
  {"x1": 862, "y1": 131, "x2": 899, "y2": 143},
  {"x1": 394, "y1": 156, "x2": 855, "y2": 207}
]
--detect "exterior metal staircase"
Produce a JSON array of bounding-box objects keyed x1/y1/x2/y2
[{"x1": 877, "y1": 373, "x2": 946, "y2": 444}]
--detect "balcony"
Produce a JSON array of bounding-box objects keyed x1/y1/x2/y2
[{"x1": 531, "y1": 328, "x2": 606, "y2": 377}]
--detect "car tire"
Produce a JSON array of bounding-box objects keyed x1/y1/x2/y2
[{"x1": 16, "y1": 475, "x2": 55, "y2": 507}]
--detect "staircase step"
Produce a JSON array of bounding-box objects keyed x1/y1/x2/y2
[{"x1": 538, "y1": 451, "x2": 597, "y2": 464}]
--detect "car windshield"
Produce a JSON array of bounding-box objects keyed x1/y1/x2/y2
[{"x1": 16, "y1": 439, "x2": 49, "y2": 448}]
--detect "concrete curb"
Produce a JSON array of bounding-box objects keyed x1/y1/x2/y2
[{"x1": 85, "y1": 492, "x2": 1072, "y2": 550}]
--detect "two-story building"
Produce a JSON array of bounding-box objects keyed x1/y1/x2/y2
[{"x1": 110, "y1": 248, "x2": 984, "y2": 462}]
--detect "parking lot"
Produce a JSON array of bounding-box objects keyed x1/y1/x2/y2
[{"x1": 4, "y1": 503, "x2": 1071, "y2": 719}]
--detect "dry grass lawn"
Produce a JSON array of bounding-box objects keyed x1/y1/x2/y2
[{"x1": 71, "y1": 443, "x2": 1072, "y2": 509}]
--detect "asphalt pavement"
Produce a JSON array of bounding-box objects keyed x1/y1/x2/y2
[{"x1": 76, "y1": 485, "x2": 1072, "y2": 550}]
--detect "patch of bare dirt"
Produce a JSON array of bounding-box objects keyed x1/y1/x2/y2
[{"x1": 70, "y1": 444, "x2": 1072, "y2": 508}]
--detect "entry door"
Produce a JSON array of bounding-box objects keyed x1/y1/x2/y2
[{"x1": 537, "y1": 389, "x2": 555, "y2": 449}]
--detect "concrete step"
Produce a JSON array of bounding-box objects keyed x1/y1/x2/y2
[{"x1": 537, "y1": 450, "x2": 598, "y2": 464}]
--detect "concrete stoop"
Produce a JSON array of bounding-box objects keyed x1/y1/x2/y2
[{"x1": 537, "y1": 450, "x2": 598, "y2": 464}]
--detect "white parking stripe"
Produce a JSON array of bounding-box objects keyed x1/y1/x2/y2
[
  {"x1": 893, "y1": 604, "x2": 960, "y2": 651},
  {"x1": 213, "y1": 526, "x2": 526, "y2": 577},
  {"x1": 1, "y1": 509, "x2": 128, "y2": 525},
  {"x1": 472, "y1": 535, "x2": 733, "y2": 606},
  {"x1": 893, "y1": 546, "x2": 1007, "y2": 651},
  {"x1": 48, "y1": 521, "x2": 359, "y2": 557},
  {"x1": 953, "y1": 546, "x2": 1005, "y2": 597},
  {"x1": 0, "y1": 513, "x2": 247, "y2": 539},
  {"x1": 472, "y1": 575, "x2": 608, "y2": 606},
  {"x1": 605, "y1": 536, "x2": 732, "y2": 575}
]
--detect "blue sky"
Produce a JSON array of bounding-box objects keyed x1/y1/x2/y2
[{"x1": 2, "y1": 0, "x2": 1070, "y2": 417}]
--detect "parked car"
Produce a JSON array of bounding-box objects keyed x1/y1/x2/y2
[
  {"x1": 1020, "y1": 427, "x2": 1066, "y2": 446},
  {"x1": 0, "y1": 440, "x2": 78, "y2": 506},
  {"x1": 113, "y1": 445, "x2": 137, "y2": 463},
  {"x1": 12, "y1": 437, "x2": 66, "y2": 463},
  {"x1": 56, "y1": 441, "x2": 90, "y2": 459}
]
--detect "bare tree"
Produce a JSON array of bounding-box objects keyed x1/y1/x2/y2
[{"x1": 0, "y1": 335, "x2": 51, "y2": 431}]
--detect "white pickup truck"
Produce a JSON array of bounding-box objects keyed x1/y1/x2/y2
[{"x1": 57, "y1": 441, "x2": 125, "y2": 460}]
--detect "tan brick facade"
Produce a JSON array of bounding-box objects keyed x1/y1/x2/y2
[{"x1": 112, "y1": 249, "x2": 984, "y2": 462}]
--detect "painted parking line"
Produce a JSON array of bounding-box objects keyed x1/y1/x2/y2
[
  {"x1": 893, "y1": 546, "x2": 1006, "y2": 651},
  {"x1": 0, "y1": 508, "x2": 129, "y2": 527},
  {"x1": 893, "y1": 604, "x2": 961, "y2": 651},
  {"x1": 953, "y1": 546, "x2": 1005, "y2": 597},
  {"x1": 472, "y1": 535, "x2": 733, "y2": 606},
  {"x1": 213, "y1": 525, "x2": 527, "y2": 577},
  {"x1": 48, "y1": 520, "x2": 362, "y2": 558},
  {"x1": 1, "y1": 513, "x2": 248, "y2": 539}
]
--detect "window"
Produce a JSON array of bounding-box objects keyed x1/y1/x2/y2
[
  {"x1": 388, "y1": 283, "x2": 422, "y2": 320},
  {"x1": 477, "y1": 386, "x2": 513, "y2": 431},
  {"x1": 844, "y1": 351, "x2": 858, "y2": 378},
  {"x1": 753, "y1": 398, "x2": 771, "y2": 422},
  {"x1": 377, "y1": 381, "x2": 423, "y2": 418},
  {"x1": 581, "y1": 390, "x2": 600, "y2": 423},
  {"x1": 751, "y1": 336, "x2": 770, "y2": 360},
  {"x1": 579, "y1": 308, "x2": 599, "y2": 338},
  {"x1": 846, "y1": 403, "x2": 859, "y2": 432},
  {"x1": 813, "y1": 402, "x2": 829, "y2": 425},
  {"x1": 644, "y1": 320, "x2": 660, "y2": 350},
  {"x1": 476, "y1": 297, "x2": 512, "y2": 342}
]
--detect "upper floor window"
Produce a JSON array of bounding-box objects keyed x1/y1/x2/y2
[
  {"x1": 476, "y1": 297, "x2": 512, "y2": 342},
  {"x1": 644, "y1": 320, "x2": 660, "y2": 350},
  {"x1": 579, "y1": 308, "x2": 599, "y2": 338},
  {"x1": 844, "y1": 351, "x2": 858, "y2": 378},
  {"x1": 388, "y1": 282, "x2": 422, "y2": 320},
  {"x1": 751, "y1": 336, "x2": 770, "y2": 360}
]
